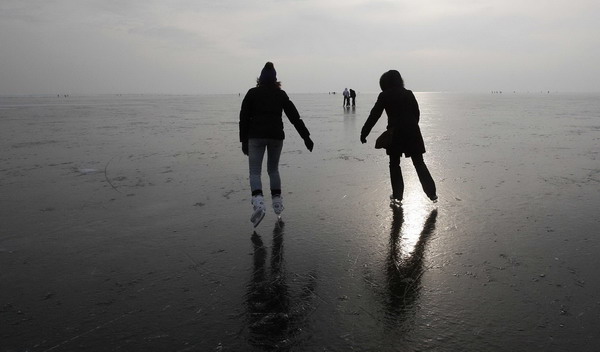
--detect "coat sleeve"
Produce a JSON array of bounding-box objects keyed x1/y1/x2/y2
[
  {"x1": 283, "y1": 96, "x2": 310, "y2": 140},
  {"x1": 239, "y1": 90, "x2": 252, "y2": 143},
  {"x1": 361, "y1": 92, "x2": 385, "y2": 138},
  {"x1": 408, "y1": 90, "x2": 420, "y2": 124}
]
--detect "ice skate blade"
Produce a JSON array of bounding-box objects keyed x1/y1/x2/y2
[{"x1": 251, "y1": 209, "x2": 266, "y2": 228}]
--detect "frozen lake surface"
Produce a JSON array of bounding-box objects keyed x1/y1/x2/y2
[{"x1": 1, "y1": 92, "x2": 599, "y2": 351}]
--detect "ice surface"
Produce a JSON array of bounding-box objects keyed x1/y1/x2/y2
[{"x1": 1, "y1": 93, "x2": 599, "y2": 351}]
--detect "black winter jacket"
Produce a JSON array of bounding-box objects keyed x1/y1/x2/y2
[
  {"x1": 239, "y1": 85, "x2": 310, "y2": 143},
  {"x1": 361, "y1": 88, "x2": 426, "y2": 157}
]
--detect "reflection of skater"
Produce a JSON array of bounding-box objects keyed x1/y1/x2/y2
[
  {"x1": 240, "y1": 62, "x2": 314, "y2": 227},
  {"x1": 245, "y1": 223, "x2": 317, "y2": 349},
  {"x1": 343, "y1": 88, "x2": 350, "y2": 107},
  {"x1": 349, "y1": 88, "x2": 356, "y2": 107},
  {"x1": 383, "y1": 207, "x2": 437, "y2": 327},
  {"x1": 360, "y1": 70, "x2": 437, "y2": 204}
]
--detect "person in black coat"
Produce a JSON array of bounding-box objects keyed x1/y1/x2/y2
[
  {"x1": 360, "y1": 70, "x2": 437, "y2": 203},
  {"x1": 240, "y1": 62, "x2": 314, "y2": 227}
]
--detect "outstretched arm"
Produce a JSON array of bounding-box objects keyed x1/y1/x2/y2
[
  {"x1": 283, "y1": 98, "x2": 313, "y2": 151},
  {"x1": 360, "y1": 93, "x2": 384, "y2": 143}
]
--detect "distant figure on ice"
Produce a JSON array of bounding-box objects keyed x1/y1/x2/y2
[
  {"x1": 349, "y1": 89, "x2": 356, "y2": 107},
  {"x1": 360, "y1": 70, "x2": 437, "y2": 205},
  {"x1": 343, "y1": 88, "x2": 350, "y2": 107},
  {"x1": 239, "y1": 62, "x2": 314, "y2": 227}
]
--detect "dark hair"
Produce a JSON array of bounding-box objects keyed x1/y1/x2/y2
[
  {"x1": 256, "y1": 79, "x2": 282, "y2": 88},
  {"x1": 256, "y1": 61, "x2": 281, "y2": 88},
  {"x1": 379, "y1": 70, "x2": 404, "y2": 91}
]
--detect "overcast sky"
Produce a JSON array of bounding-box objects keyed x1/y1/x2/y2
[{"x1": 1, "y1": 0, "x2": 599, "y2": 95}]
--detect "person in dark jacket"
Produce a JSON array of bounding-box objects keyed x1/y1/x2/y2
[
  {"x1": 349, "y1": 89, "x2": 356, "y2": 107},
  {"x1": 360, "y1": 70, "x2": 437, "y2": 204},
  {"x1": 240, "y1": 62, "x2": 314, "y2": 227}
]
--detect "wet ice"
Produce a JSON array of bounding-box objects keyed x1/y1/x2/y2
[{"x1": 0, "y1": 93, "x2": 599, "y2": 351}]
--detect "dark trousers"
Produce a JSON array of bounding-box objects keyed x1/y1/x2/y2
[{"x1": 389, "y1": 153, "x2": 436, "y2": 200}]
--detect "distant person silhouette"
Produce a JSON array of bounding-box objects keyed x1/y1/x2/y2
[
  {"x1": 343, "y1": 88, "x2": 350, "y2": 107},
  {"x1": 349, "y1": 89, "x2": 356, "y2": 107},
  {"x1": 240, "y1": 62, "x2": 314, "y2": 227},
  {"x1": 360, "y1": 70, "x2": 437, "y2": 204}
]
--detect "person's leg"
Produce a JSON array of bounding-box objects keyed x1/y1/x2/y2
[
  {"x1": 266, "y1": 139, "x2": 283, "y2": 194},
  {"x1": 248, "y1": 139, "x2": 267, "y2": 195},
  {"x1": 411, "y1": 154, "x2": 437, "y2": 201},
  {"x1": 389, "y1": 153, "x2": 404, "y2": 200},
  {"x1": 266, "y1": 139, "x2": 284, "y2": 215},
  {"x1": 248, "y1": 139, "x2": 267, "y2": 226}
]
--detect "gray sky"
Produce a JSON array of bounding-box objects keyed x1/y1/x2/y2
[{"x1": 1, "y1": 0, "x2": 599, "y2": 95}]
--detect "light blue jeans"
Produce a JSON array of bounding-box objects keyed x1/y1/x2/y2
[{"x1": 248, "y1": 138, "x2": 283, "y2": 195}]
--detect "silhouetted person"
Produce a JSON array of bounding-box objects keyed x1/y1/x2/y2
[
  {"x1": 360, "y1": 70, "x2": 437, "y2": 204},
  {"x1": 240, "y1": 62, "x2": 314, "y2": 227},
  {"x1": 349, "y1": 89, "x2": 356, "y2": 107},
  {"x1": 342, "y1": 88, "x2": 350, "y2": 107}
]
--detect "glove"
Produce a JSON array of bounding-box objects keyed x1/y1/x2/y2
[
  {"x1": 304, "y1": 137, "x2": 314, "y2": 152},
  {"x1": 360, "y1": 135, "x2": 367, "y2": 144},
  {"x1": 242, "y1": 141, "x2": 248, "y2": 155}
]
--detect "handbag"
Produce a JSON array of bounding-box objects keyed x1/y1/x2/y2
[{"x1": 375, "y1": 127, "x2": 394, "y2": 149}]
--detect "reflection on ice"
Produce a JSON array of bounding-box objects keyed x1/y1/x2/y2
[
  {"x1": 2, "y1": 93, "x2": 599, "y2": 350},
  {"x1": 245, "y1": 221, "x2": 317, "y2": 350},
  {"x1": 383, "y1": 205, "x2": 437, "y2": 327},
  {"x1": 397, "y1": 202, "x2": 436, "y2": 261}
]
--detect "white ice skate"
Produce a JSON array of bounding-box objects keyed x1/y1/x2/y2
[
  {"x1": 250, "y1": 195, "x2": 266, "y2": 228},
  {"x1": 272, "y1": 195, "x2": 284, "y2": 218}
]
